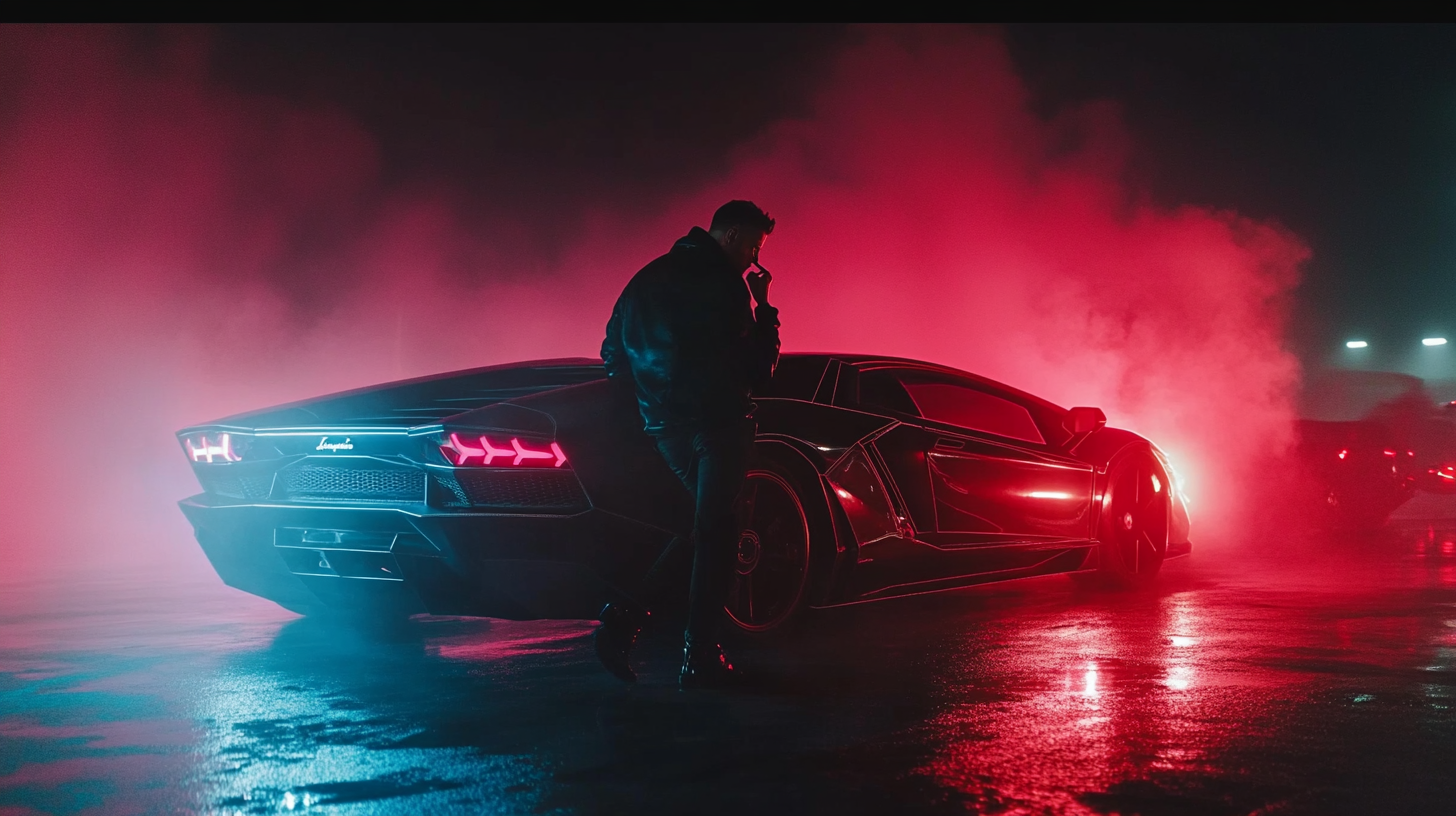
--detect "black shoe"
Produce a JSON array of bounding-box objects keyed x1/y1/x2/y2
[
  {"x1": 679, "y1": 635, "x2": 741, "y2": 690},
  {"x1": 594, "y1": 603, "x2": 647, "y2": 683}
]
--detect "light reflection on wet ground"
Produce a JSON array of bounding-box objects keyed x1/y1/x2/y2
[{"x1": 9, "y1": 535, "x2": 1456, "y2": 814}]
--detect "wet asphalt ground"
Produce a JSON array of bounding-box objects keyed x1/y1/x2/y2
[{"x1": 9, "y1": 532, "x2": 1456, "y2": 815}]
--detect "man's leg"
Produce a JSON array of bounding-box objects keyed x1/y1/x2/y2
[
  {"x1": 681, "y1": 421, "x2": 755, "y2": 687},
  {"x1": 642, "y1": 432, "x2": 700, "y2": 606},
  {"x1": 593, "y1": 433, "x2": 697, "y2": 682}
]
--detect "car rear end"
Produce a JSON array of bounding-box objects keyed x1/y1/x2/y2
[{"x1": 175, "y1": 361, "x2": 669, "y2": 620}]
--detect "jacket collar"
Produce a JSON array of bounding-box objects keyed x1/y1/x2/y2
[{"x1": 673, "y1": 226, "x2": 727, "y2": 259}]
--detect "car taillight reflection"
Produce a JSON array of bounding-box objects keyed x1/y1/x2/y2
[
  {"x1": 185, "y1": 433, "x2": 241, "y2": 463},
  {"x1": 440, "y1": 433, "x2": 568, "y2": 468}
]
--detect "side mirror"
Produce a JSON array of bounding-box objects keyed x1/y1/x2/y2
[{"x1": 1063, "y1": 406, "x2": 1107, "y2": 436}]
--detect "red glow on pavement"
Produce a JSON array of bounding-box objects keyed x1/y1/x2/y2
[{"x1": 1164, "y1": 664, "x2": 1193, "y2": 691}]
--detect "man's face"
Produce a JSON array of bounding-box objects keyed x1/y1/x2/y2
[{"x1": 721, "y1": 227, "x2": 768, "y2": 274}]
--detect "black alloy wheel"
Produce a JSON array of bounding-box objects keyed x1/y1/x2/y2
[
  {"x1": 1098, "y1": 453, "x2": 1170, "y2": 587},
  {"x1": 725, "y1": 469, "x2": 813, "y2": 632}
]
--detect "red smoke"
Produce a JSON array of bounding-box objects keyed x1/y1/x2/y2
[{"x1": 0, "y1": 26, "x2": 1305, "y2": 584}]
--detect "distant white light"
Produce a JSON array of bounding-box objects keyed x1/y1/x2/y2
[
  {"x1": 1345, "y1": 340, "x2": 1369, "y2": 349},
  {"x1": 1425, "y1": 337, "x2": 1449, "y2": 346}
]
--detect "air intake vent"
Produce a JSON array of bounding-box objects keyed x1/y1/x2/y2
[
  {"x1": 277, "y1": 465, "x2": 425, "y2": 503},
  {"x1": 197, "y1": 472, "x2": 274, "y2": 500},
  {"x1": 432, "y1": 470, "x2": 586, "y2": 513}
]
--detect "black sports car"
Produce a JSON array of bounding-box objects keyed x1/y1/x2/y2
[
  {"x1": 178, "y1": 354, "x2": 1192, "y2": 631},
  {"x1": 1293, "y1": 370, "x2": 1432, "y2": 530}
]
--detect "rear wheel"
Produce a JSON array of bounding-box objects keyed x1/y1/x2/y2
[
  {"x1": 1095, "y1": 452, "x2": 1170, "y2": 588},
  {"x1": 724, "y1": 461, "x2": 818, "y2": 633}
]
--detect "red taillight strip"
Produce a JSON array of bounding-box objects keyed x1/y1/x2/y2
[
  {"x1": 444, "y1": 433, "x2": 477, "y2": 462},
  {"x1": 482, "y1": 437, "x2": 514, "y2": 465},
  {"x1": 512, "y1": 438, "x2": 555, "y2": 465},
  {"x1": 442, "y1": 434, "x2": 567, "y2": 468}
]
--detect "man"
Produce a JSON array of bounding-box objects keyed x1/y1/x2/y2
[{"x1": 597, "y1": 200, "x2": 780, "y2": 689}]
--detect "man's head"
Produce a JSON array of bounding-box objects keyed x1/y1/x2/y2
[{"x1": 708, "y1": 200, "x2": 775, "y2": 273}]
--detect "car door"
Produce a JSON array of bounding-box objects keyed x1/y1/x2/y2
[{"x1": 857, "y1": 367, "x2": 1095, "y2": 579}]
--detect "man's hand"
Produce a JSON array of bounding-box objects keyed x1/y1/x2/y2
[{"x1": 746, "y1": 264, "x2": 773, "y2": 307}]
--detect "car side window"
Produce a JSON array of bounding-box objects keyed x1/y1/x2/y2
[
  {"x1": 859, "y1": 370, "x2": 919, "y2": 415},
  {"x1": 905, "y1": 383, "x2": 1044, "y2": 444},
  {"x1": 862, "y1": 368, "x2": 1046, "y2": 444}
]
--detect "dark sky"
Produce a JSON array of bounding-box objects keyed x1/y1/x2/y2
[
  {"x1": 1005, "y1": 24, "x2": 1456, "y2": 365},
  {"x1": 205, "y1": 23, "x2": 1456, "y2": 366}
]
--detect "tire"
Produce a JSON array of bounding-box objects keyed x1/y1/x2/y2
[
  {"x1": 723, "y1": 449, "x2": 830, "y2": 634},
  {"x1": 1092, "y1": 450, "x2": 1170, "y2": 589}
]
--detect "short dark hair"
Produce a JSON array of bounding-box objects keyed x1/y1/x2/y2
[{"x1": 710, "y1": 200, "x2": 775, "y2": 235}]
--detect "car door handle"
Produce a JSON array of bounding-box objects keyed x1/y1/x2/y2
[{"x1": 934, "y1": 438, "x2": 966, "y2": 451}]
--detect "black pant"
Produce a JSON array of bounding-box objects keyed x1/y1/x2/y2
[{"x1": 641, "y1": 421, "x2": 755, "y2": 643}]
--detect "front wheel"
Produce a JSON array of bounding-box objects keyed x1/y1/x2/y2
[
  {"x1": 1094, "y1": 451, "x2": 1170, "y2": 588},
  {"x1": 724, "y1": 463, "x2": 818, "y2": 633}
]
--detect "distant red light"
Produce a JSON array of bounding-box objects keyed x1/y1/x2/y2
[
  {"x1": 185, "y1": 433, "x2": 241, "y2": 463},
  {"x1": 1337, "y1": 449, "x2": 1348, "y2": 460},
  {"x1": 441, "y1": 433, "x2": 567, "y2": 468},
  {"x1": 1383, "y1": 449, "x2": 1398, "y2": 458}
]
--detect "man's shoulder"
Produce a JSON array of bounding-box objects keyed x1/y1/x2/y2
[
  {"x1": 625, "y1": 251, "x2": 678, "y2": 290},
  {"x1": 622, "y1": 230, "x2": 723, "y2": 294}
]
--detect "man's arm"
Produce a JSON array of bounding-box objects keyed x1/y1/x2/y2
[
  {"x1": 744, "y1": 266, "x2": 780, "y2": 389},
  {"x1": 601, "y1": 296, "x2": 631, "y2": 382}
]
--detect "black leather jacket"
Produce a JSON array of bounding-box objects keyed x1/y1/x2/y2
[{"x1": 601, "y1": 227, "x2": 781, "y2": 435}]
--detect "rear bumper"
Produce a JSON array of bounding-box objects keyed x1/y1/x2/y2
[{"x1": 179, "y1": 495, "x2": 672, "y2": 619}]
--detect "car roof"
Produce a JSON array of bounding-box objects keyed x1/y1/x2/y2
[{"x1": 778, "y1": 352, "x2": 1069, "y2": 414}]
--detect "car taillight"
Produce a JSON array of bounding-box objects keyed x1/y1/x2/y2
[
  {"x1": 440, "y1": 433, "x2": 567, "y2": 468},
  {"x1": 183, "y1": 433, "x2": 242, "y2": 463}
]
